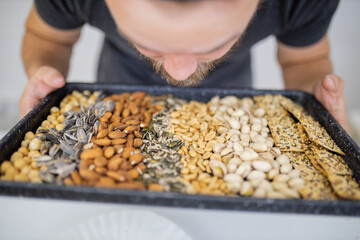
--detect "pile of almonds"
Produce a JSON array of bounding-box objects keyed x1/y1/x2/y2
[{"x1": 65, "y1": 92, "x2": 164, "y2": 190}]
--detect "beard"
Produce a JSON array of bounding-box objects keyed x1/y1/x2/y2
[
  {"x1": 140, "y1": 37, "x2": 240, "y2": 87},
  {"x1": 146, "y1": 56, "x2": 223, "y2": 87}
]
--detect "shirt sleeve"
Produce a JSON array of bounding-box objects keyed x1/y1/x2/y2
[
  {"x1": 276, "y1": 0, "x2": 339, "y2": 47},
  {"x1": 34, "y1": 0, "x2": 85, "y2": 29}
]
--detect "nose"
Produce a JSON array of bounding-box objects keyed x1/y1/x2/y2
[{"x1": 163, "y1": 55, "x2": 198, "y2": 81}]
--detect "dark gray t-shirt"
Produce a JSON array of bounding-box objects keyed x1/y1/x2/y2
[{"x1": 34, "y1": 0, "x2": 339, "y2": 88}]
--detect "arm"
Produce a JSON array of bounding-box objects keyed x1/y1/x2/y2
[
  {"x1": 277, "y1": 35, "x2": 332, "y2": 92},
  {"x1": 277, "y1": 35, "x2": 349, "y2": 133},
  {"x1": 20, "y1": 4, "x2": 81, "y2": 117}
]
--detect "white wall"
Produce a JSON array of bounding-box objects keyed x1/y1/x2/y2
[
  {"x1": 252, "y1": 0, "x2": 360, "y2": 111},
  {"x1": 0, "y1": 0, "x2": 359, "y2": 140}
]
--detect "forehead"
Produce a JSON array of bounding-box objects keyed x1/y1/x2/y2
[{"x1": 106, "y1": 0, "x2": 259, "y2": 53}]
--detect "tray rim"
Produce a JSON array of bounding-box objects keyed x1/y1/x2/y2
[{"x1": 1, "y1": 180, "x2": 359, "y2": 217}]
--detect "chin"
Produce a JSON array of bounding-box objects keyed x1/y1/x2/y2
[{"x1": 165, "y1": 77, "x2": 202, "y2": 87}]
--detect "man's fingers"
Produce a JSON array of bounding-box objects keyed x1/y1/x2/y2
[
  {"x1": 19, "y1": 94, "x2": 39, "y2": 118},
  {"x1": 19, "y1": 66, "x2": 65, "y2": 119},
  {"x1": 19, "y1": 81, "x2": 52, "y2": 118},
  {"x1": 30, "y1": 66, "x2": 65, "y2": 100},
  {"x1": 314, "y1": 74, "x2": 350, "y2": 133},
  {"x1": 322, "y1": 75, "x2": 344, "y2": 93},
  {"x1": 35, "y1": 66, "x2": 65, "y2": 88},
  {"x1": 318, "y1": 75, "x2": 345, "y2": 110},
  {"x1": 33, "y1": 80, "x2": 59, "y2": 100}
]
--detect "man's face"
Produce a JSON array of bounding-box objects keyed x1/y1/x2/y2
[{"x1": 105, "y1": 0, "x2": 260, "y2": 86}]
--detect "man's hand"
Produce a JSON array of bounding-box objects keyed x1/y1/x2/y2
[
  {"x1": 19, "y1": 66, "x2": 65, "y2": 118},
  {"x1": 20, "y1": 5, "x2": 81, "y2": 118},
  {"x1": 277, "y1": 36, "x2": 350, "y2": 133},
  {"x1": 313, "y1": 74, "x2": 350, "y2": 133}
]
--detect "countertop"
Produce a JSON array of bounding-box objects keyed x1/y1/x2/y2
[{"x1": 0, "y1": 195, "x2": 359, "y2": 240}]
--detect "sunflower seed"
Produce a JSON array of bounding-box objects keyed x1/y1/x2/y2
[
  {"x1": 93, "y1": 120, "x2": 100, "y2": 135},
  {"x1": 63, "y1": 110, "x2": 75, "y2": 118},
  {"x1": 40, "y1": 141, "x2": 50, "y2": 155},
  {"x1": 44, "y1": 132, "x2": 60, "y2": 144},
  {"x1": 38, "y1": 129, "x2": 49, "y2": 134},
  {"x1": 39, "y1": 170, "x2": 55, "y2": 183},
  {"x1": 33, "y1": 155, "x2": 53, "y2": 162},
  {"x1": 80, "y1": 105, "x2": 86, "y2": 115},
  {"x1": 84, "y1": 122, "x2": 91, "y2": 131},
  {"x1": 63, "y1": 119, "x2": 75, "y2": 131},
  {"x1": 77, "y1": 128, "x2": 87, "y2": 143},
  {"x1": 64, "y1": 137, "x2": 76, "y2": 145},
  {"x1": 105, "y1": 100, "x2": 115, "y2": 112},
  {"x1": 95, "y1": 102, "x2": 106, "y2": 117},
  {"x1": 37, "y1": 159, "x2": 57, "y2": 167},
  {"x1": 87, "y1": 132, "x2": 93, "y2": 144},
  {"x1": 36, "y1": 134, "x2": 47, "y2": 141},
  {"x1": 49, "y1": 163, "x2": 76, "y2": 177},
  {"x1": 73, "y1": 142, "x2": 84, "y2": 157},
  {"x1": 60, "y1": 140, "x2": 74, "y2": 156},
  {"x1": 49, "y1": 144, "x2": 60, "y2": 157},
  {"x1": 83, "y1": 142, "x2": 94, "y2": 150},
  {"x1": 76, "y1": 117, "x2": 83, "y2": 127},
  {"x1": 64, "y1": 132, "x2": 77, "y2": 141},
  {"x1": 49, "y1": 128, "x2": 61, "y2": 138}
]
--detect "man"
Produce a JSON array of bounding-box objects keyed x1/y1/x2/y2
[{"x1": 20, "y1": 0, "x2": 349, "y2": 132}]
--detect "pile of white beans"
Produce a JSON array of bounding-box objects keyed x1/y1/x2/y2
[{"x1": 208, "y1": 96, "x2": 305, "y2": 198}]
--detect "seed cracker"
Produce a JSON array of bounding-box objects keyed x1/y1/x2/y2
[
  {"x1": 310, "y1": 146, "x2": 352, "y2": 176},
  {"x1": 304, "y1": 148, "x2": 329, "y2": 176},
  {"x1": 279, "y1": 95, "x2": 344, "y2": 155},
  {"x1": 285, "y1": 152, "x2": 337, "y2": 200},
  {"x1": 327, "y1": 174, "x2": 360, "y2": 200},
  {"x1": 297, "y1": 123, "x2": 328, "y2": 175},
  {"x1": 301, "y1": 114, "x2": 344, "y2": 155},
  {"x1": 279, "y1": 95, "x2": 304, "y2": 120},
  {"x1": 267, "y1": 108, "x2": 303, "y2": 152}
]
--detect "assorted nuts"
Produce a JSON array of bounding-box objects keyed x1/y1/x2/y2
[
  {"x1": 0, "y1": 90, "x2": 101, "y2": 183},
  {"x1": 169, "y1": 100, "x2": 230, "y2": 195},
  {"x1": 8, "y1": 91, "x2": 357, "y2": 201},
  {"x1": 140, "y1": 96, "x2": 187, "y2": 192},
  {"x1": 208, "y1": 96, "x2": 304, "y2": 198},
  {"x1": 66, "y1": 92, "x2": 163, "y2": 190},
  {"x1": 169, "y1": 96, "x2": 305, "y2": 198}
]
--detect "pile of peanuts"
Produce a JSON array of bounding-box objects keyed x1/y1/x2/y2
[
  {"x1": 170, "y1": 101, "x2": 230, "y2": 195},
  {"x1": 0, "y1": 91, "x2": 100, "y2": 183},
  {"x1": 65, "y1": 92, "x2": 164, "y2": 191},
  {"x1": 170, "y1": 96, "x2": 305, "y2": 198}
]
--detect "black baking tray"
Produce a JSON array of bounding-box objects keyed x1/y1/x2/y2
[{"x1": 1, "y1": 83, "x2": 360, "y2": 216}]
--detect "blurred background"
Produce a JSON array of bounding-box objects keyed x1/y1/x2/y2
[{"x1": 0, "y1": 0, "x2": 359, "y2": 144}]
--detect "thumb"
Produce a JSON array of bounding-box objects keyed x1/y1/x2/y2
[
  {"x1": 314, "y1": 75, "x2": 345, "y2": 107},
  {"x1": 314, "y1": 74, "x2": 350, "y2": 133},
  {"x1": 34, "y1": 66, "x2": 65, "y2": 88},
  {"x1": 321, "y1": 74, "x2": 344, "y2": 93}
]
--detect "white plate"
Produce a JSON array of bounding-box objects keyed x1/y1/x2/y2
[{"x1": 60, "y1": 209, "x2": 192, "y2": 240}]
